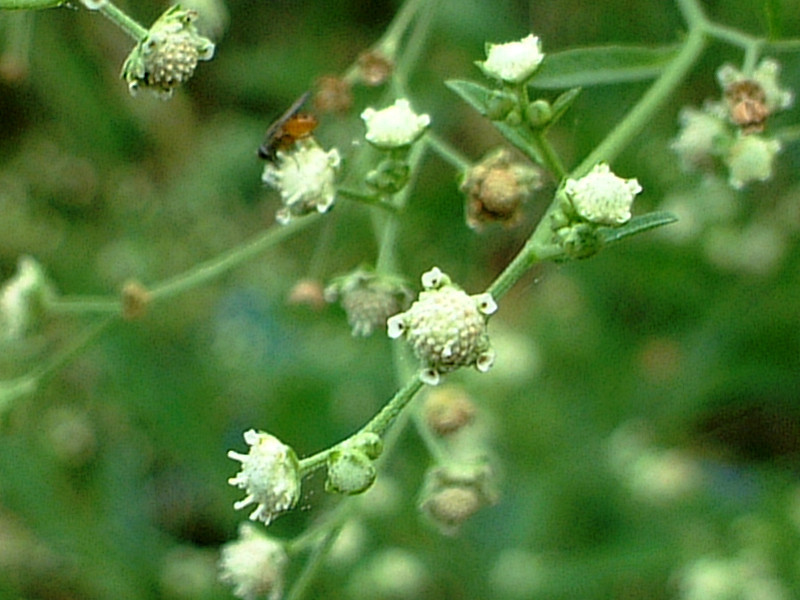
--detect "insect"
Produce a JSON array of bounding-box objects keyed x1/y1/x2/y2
[{"x1": 258, "y1": 91, "x2": 319, "y2": 161}]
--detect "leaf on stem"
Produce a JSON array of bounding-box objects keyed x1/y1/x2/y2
[
  {"x1": 532, "y1": 44, "x2": 680, "y2": 89},
  {"x1": 597, "y1": 210, "x2": 678, "y2": 245},
  {"x1": 445, "y1": 79, "x2": 545, "y2": 164}
]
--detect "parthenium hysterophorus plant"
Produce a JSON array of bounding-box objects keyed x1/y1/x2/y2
[{"x1": 1, "y1": 0, "x2": 799, "y2": 598}]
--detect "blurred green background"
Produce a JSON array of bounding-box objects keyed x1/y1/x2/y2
[{"x1": 1, "y1": 0, "x2": 800, "y2": 598}]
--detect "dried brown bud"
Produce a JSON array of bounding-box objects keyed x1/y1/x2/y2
[
  {"x1": 423, "y1": 386, "x2": 477, "y2": 436},
  {"x1": 121, "y1": 280, "x2": 151, "y2": 321},
  {"x1": 461, "y1": 149, "x2": 541, "y2": 229},
  {"x1": 725, "y1": 79, "x2": 769, "y2": 134},
  {"x1": 357, "y1": 50, "x2": 394, "y2": 86},
  {"x1": 314, "y1": 75, "x2": 353, "y2": 114}
]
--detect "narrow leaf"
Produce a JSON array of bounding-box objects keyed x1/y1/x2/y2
[
  {"x1": 532, "y1": 45, "x2": 680, "y2": 89},
  {"x1": 446, "y1": 79, "x2": 543, "y2": 164},
  {"x1": 598, "y1": 211, "x2": 678, "y2": 245}
]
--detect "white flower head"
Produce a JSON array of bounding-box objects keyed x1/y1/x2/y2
[
  {"x1": 671, "y1": 106, "x2": 731, "y2": 170},
  {"x1": 1, "y1": 256, "x2": 51, "y2": 343},
  {"x1": 387, "y1": 267, "x2": 496, "y2": 385},
  {"x1": 360, "y1": 99, "x2": 430, "y2": 149},
  {"x1": 227, "y1": 430, "x2": 301, "y2": 525},
  {"x1": 564, "y1": 163, "x2": 642, "y2": 226},
  {"x1": 477, "y1": 34, "x2": 545, "y2": 84},
  {"x1": 262, "y1": 138, "x2": 341, "y2": 224},
  {"x1": 218, "y1": 523, "x2": 288, "y2": 600},
  {"x1": 724, "y1": 134, "x2": 781, "y2": 189}
]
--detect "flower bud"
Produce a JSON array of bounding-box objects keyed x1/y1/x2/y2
[
  {"x1": 387, "y1": 267, "x2": 496, "y2": 386},
  {"x1": 724, "y1": 133, "x2": 781, "y2": 189},
  {"x1": 326, "y1": 433, "x2": 383, "y2": 495},
  {"x1": 121, "y1": 6, "x2": 215, "y2": 99},
  {"x1": 361, "y1": 99, "x2": 430, "y2": 149},
  {"x1": 365, "y1": 158, "x2": 411, "y2": 194},
  {"x1": 717, "y1": 58, "x2": 794, "y2": 131},
  {"x1": 356, "y1": 50, "x2": 394, "y2": 86},
  {"x1": 121, "y1": 280, "x2": 151, "y2": 321},
  {"x1": 476, "y1": 34, "x2": 545, "y2": 84},
  {"x1": 422, "y1": 386, "x2": 477, "y2": 436},
  {"x1": 563, "y1": 162, "x2": 641, "y2": 226},
  {"x1": 314, "y1": 75, "x2": 353, "y2": 114},
  {"x1": 554, "y1": 222, "x2": 604, "y2": 260},
  {"x1": 324, "y1": 268, "x2": 411, "y2": 337},
  {"x1": 525, "y1": 99, "x2": 552, "y2": 128},
  {"x1": 418, "y1": 463, "x2": 498, "y2": 535},
  {"x1": 227, "y1": 430, "x2": 301, "y2": 525},
  {"x1": 460, "y1": 148, "x2": 541, "y2": 229},
  {"x1": 218, "y1": 523, "x2": 288, "y2": 600}
]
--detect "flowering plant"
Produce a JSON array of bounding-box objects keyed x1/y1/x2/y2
[{"x1": 1, "y1": 0, "x2": 800, "y2": 599}]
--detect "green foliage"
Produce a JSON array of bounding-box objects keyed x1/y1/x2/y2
[{"x1": 1, "y1": 0, "x2": 800, "y2": 599}]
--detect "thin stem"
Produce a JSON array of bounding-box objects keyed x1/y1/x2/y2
[
  {"x1": 0, "y1": 0, "x2": 62, "y2": 8},
  {"x1": 575, "y1": 28, "x2": 706, "y2": 177},
  {"x1": 532, "y1": 130, "x2": 567, "y2": 180},
  {"x1": 98, "y1": 1, "x2": 148, "y2": 41},
  {"x1": 285, "y1": 525, "x2": 343, "y2": 600},
  {"x1": 425, "y1": 131, "x2": 471, "y2": 171},
  {"x1": 149, "y1": 217, "x2": 318, "y2": 303},
  {"x1": 29, "y1": 315, "x2": 116, "y2": 384},
  {"x1": 298, "y1": 375, "x2": 424, "y2": 474},
  {"x1": 46, "y1": 296, "x2": 122, "y2": 316}
]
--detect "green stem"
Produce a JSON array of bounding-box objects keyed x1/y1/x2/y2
[
  {"x1": 98, "y1": 1, "x2": 147, "y2": 41},
  {"x1": 285, "y1": 525, "x2": 344, "y2": 600},
  {"x1": 46, "y1": 296, "x2": 122, "y2": 316},
  {"x1": 575, "y1": 27, "x2": 706, "y2": 177},
  {"x1": 298, "y1": 375, "x2": 424, "y2": 474},
  {"x1": 0, "y1": 0, "x2": 62, "y2": 8},
  {"x1": 533, "y1": 130, "x2": 567, "y2": 180},
  {"x1": 149, "y1": 217, "x2": 318, "y2": 303},
  {"x1": 425, "y1": 131, "x2": 471, "y2": 171}
]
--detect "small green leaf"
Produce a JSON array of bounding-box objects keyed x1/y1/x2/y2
[
  {"x1": 445, "y1": 79, "x2": 509, "y2": 117},
  {"x1": 549, "y1": 87, "x2": 581, "y2": 127},
  {"x1": 598, "y1": 211, "x2": 678, "y2": 245},
  {"x1": 531, "y1": 45, "x2": 680, "y2": 89},
  {"x1": 446, "y1": 79, "x2": 544, "y2": 164}
]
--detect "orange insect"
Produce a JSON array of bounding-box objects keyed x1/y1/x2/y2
[{"x1": 258, "y1": 91, "x2": 319, "y2": 162}]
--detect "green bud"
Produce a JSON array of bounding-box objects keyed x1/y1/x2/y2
[
  {"x1": 556, "y1": 223, "x2": 604, "y2": 260},
  {"x1": 485, "y1": 92, "x2": 515, "y2": 121},
  {"x1": 365, "y1": 158, "x2": 411, "y2": 194},
  {"x1": 325, "y1": 433, "x2": 383, "y2": 495},
  {"x1": 326, "y1": 447, "x2": 377, "y2": 495},
  {"x1": 525, "y1": 99, "x2": 552, "y2": 128}
]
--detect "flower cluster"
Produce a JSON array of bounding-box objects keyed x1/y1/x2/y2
[
  {"x1": 120, "y1": 5, "x2": 215, "y2": 98},
  {"x1": 387, "y1": 267, "x2": 497, "y2": 385},
  {"x1": 672, "y1": 58, "x2": 792, "y2": 189},
  {"x1": 227, "y1": 430, "x2": 300, "y2": 525},
  {"x1": 262, "y1": 139, "x2": 341, "y2": 224}
]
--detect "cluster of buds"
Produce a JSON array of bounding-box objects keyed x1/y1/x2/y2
[
  {"x1": 548, "y1": 163, "x2": 642, "y2": 259},
  {"x1": 461, "y1": 148, "x2": 542, "y2": 229},
  {"x1": 672, "y1": 58, "x2": 792, "y2": 189},
  {"x1": 324, "y1": 267, "x2": 412, "y2": 337},
  {"x1": 387, "y1": 267, "x2": 497, "y2": 385},
  {"x1": 262, "y1": 139, "x2": 341, "y2": 224},
  {"x1": 121, "y1": 6, "x2": 215, "y2": 98}
]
